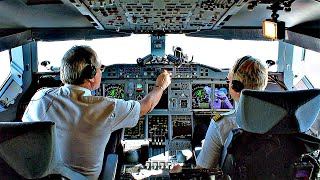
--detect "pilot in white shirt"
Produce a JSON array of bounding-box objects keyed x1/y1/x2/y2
[{"x1": 22, "y1": 45, "x2": 171, "y2": 179}]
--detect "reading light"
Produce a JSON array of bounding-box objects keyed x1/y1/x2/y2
[{"x1": 262, "y1": 20, "x2": 285, "y2": 40}]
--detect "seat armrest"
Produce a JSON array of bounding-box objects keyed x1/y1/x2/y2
[
  {"x1": 194, "y1": 146, "x2": 202, "y2": 159},
  {"x1": 100, "y1": 154, "x2": 118, "y2": 180},
  {"x1": 57, "y1": 163, "x2": 88, "y2": 180}
]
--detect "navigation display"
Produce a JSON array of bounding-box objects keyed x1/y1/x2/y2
[
  {"x1": 103, "y1": 84, "x2": 125, "y2": 99},
  {"x1": 172, "y1": 115, "x2": 192, "y2": 139},
  {"x1": 148, "y1": 115, "x2": 168, "y2": 139},
  {"x1": 192, "y1": 84, "x2": 212, "y2": 109},
  {"x1": 124, "y1": 116, "x2": 145, "y2": 139},
  {"x1": 214, "y1": 84, "x2": 234, "y2": 110}
]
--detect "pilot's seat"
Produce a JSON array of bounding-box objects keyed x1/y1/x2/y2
[
  {"x1": 220, "y1": 89, "x2": 320, "y2": 179},
  {"x1": 0, "y1": 121, "x2": 87, "y2": 180}
]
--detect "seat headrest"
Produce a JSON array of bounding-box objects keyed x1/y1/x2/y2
[
  {"x1": 0, "y1": 121, "x2": 57, "y2": 178},
  {"x1": 236, "y1": 89, "x2": 320, "y2": 134}
]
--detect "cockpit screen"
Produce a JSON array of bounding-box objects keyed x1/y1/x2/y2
[
  {"x1": 136, "y1": 83, "x2": 143, "y2": 92},
  {"x1": 192, "y1": 84, "x2": 212, "y2": 109},
  {"x1": 103, "y1": 84, "x2": 125, "y2": 99},
  {"x1": 124, "y1": 116, "x2": 145, "y2": 139},
  {"x1": 148, "y1": 84, "x2": 168, "y2": 109},
  {"x1": 214, "y1": 84, "x2": 234, "y2": 110},
  {"x1": 172, "y1": 115, "x2": 192, "y2": 139},
  {"x1": 148, "y1": 115, "x2": 168, "y2": 139}
]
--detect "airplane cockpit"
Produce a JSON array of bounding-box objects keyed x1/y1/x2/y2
[
  {"x1": 101, "y1": 52, "x2": 233, "y2": 178},
  {"x1": 0, "y1": 0, "x2": 319, "y2": 179},
  {"x1": 17, "y1": 40, "x2": 240, "y2": 178}
]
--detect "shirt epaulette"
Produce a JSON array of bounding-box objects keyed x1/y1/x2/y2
[
  {"x1": 212, "y1": 109, "x2": 236, "y2": 122},
  {"x1": 221, "y1": 109, "x2": 236, "y2": 116},
  {"x1": 213, "y1": 113, "x2": 223, "y2": 122}
]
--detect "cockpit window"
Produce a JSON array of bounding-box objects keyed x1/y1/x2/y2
[
  {"x1": 0, "y1": 50, "x2": 11, "y2": 88},
  {"x1": 304, "y1": 49, "x2": 320, "y2": 88},
  {"x1": 37, "y1": 34, "x2": 150, "y2": 72},
  {"x1": 37, "y1": 34, "x2": 278, "y2": 72},
  {"x1": 166, "y1": 35, "x2": 279, "y2": 71}
]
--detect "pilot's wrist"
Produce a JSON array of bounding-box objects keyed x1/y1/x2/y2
[{"x1": 154, "y1": 85, "x2": 165, "y2": 91}]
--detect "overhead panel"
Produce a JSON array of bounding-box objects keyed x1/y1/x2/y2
[{"x1": 67, "y1": 0, "x2": 240, "y2": 33}]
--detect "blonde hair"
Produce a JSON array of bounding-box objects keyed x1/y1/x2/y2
[
  {"x1": 231, "y1": 56, "x2": 268, "y2": 90},
  {"x1": 60, "y1": 45, "x2": 99, "y2": 85}
]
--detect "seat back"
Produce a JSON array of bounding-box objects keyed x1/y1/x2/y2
[
  {"x1": 99, "y1": 129, "x2": 123, "y2": 180},
  {"x1": 99, "y1": 154, "x2": 118, "y2": 180},
  {"x1": 220, "y1": 89, "x2": 320, "y2": 179},
  {"x1": 236, "y1": 89, "x2": 320, "y2": 134},
  {"x1": 0, "y1": 121, "x2": 87, "y2": 180},
  {"x1": 0, "y1": 121, "x2": 58, "y2": 179}
]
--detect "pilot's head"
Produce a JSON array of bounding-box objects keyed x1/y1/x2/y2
[
  {"x1": 60, "y1": 45, "x2": 102, "y2": 90},
  {"x1": 228, "y1": 55, "x2": 268, "y2": 102}
]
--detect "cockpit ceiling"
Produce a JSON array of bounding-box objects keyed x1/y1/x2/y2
[
  {"x1": 0, "y1": 0, "x2": 319, "y2": 35},
  {"x1": 62, "y1": 0, "x2": 320, "y2": 34},
  {"x1": 65, "y1": 0, "x2": 243, "y2": 33}
]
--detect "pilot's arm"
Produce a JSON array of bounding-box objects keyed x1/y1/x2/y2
[
  {"x1": 139, "y1": 70, "x2": 171, "y2": 116},
  {"x1": 196, "y1": 120, "x2": 224, "y2": 168},
  {"x1": 196, "y1": 113, "x2": 238, "y2": 168}
]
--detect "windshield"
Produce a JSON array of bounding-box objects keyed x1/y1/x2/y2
[
  {"x1": 166, "y1": 35, "x2": 278, "y2": 71},
  {"x1": 0, "y1": 50, "x2": 11, "y2": 88},
  {"x1": 37, "y1": 34, "x2": 278, "y2": 72},
  {"x1": 304, "y1": 49, "x2": 320, "y2": 88}
]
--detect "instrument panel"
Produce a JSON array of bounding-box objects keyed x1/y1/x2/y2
[
  {"x1": 98, "y1": 63, "x2": 233, "y2": 177},
  {"x1": 100, "y1": 63, "x2": 232, "y2": 141}
]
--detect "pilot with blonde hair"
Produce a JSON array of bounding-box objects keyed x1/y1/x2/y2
[{"x1": 196, "y1": 55, "x2": 268, "y2": 169}]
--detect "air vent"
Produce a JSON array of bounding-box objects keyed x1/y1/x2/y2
[{"x1": 25, "y1": 0, "x2": 63, "y2": 5}]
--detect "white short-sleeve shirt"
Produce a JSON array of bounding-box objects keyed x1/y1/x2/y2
[
  {"x1": 196, "y1": 110, "x2": 238, "y2": 169},
  {"x1": 22, "y1": 84, "x2": 140, "y2": 179}
]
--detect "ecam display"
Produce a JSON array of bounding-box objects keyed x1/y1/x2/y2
[
  {"x1": 214, "y1": 88, "x2": 233, "y2": 109},
  {"x1": 192, "y1": 84, "x2": 212, "y2": 109}
]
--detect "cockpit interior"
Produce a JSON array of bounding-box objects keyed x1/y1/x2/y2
[{"x1": 0, "y1": 0, "x2": 319, "y2": 179}]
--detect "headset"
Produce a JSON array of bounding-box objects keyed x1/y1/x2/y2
[
  {"x1": 81, "y1": 63, "x2": 96, "y2": 79},
  {"x1": 73, "y1": 46, "x2": 97, "y2": 84},
  {"x1": 231, "y1": 55, "x2": 252, "y2": 93}
]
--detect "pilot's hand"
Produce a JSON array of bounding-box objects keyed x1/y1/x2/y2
[
  {"x1": 170, "y1": 164, "x2": 182, "y2": 173},
  {"x1": 155, "y1": 70, "x2": 172, "y2": 90}
]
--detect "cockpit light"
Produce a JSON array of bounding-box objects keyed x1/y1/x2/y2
[{"x1": 262, "y1": 20, "x2": 285, "y2": 40}]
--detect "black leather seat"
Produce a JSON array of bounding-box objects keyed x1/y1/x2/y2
[
  {"x1": 99, "y1": 129, "x2": 122, "y2": 180},
  {"x1": 0, "y1": 121, "x2": 87, "y2": 180},
  {"x1": 220, "y1": 89, "x2": 320, "y2": 180}
]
